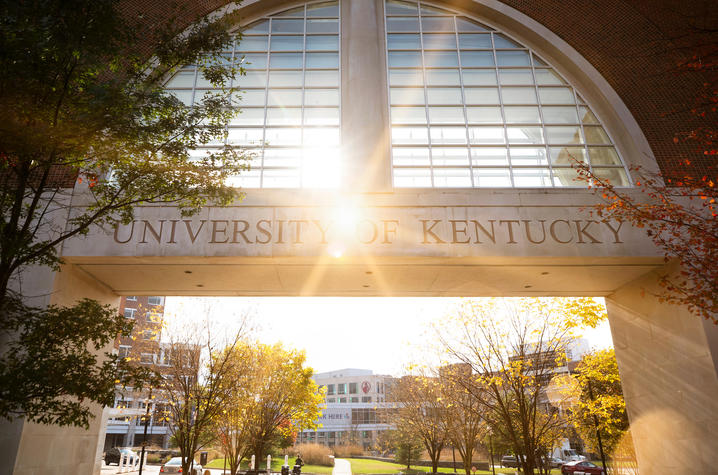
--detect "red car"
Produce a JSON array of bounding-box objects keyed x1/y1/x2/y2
[{"x1": 561, "y1": 461, "x2": 605, "y2": 474}]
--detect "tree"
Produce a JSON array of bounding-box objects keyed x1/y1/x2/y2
[
  {"x1": 242, "y1": 343, "x2": 324, "y2": 465},
  {"x1": 570, "y1": 349, "x2": 629, "y2": 472},
  {"x1": 387, "y1": 428, "x2": 424, "y2": 471},
  {"x1": 159, "y1": 319, "x2": 249, "y2": 475},
  {"x1": 435, "y1": 298, "x2": 605, "y2": 475},
  {"x1": 574, "y1": 16, "x2": 718, "y2": 323},
  {"x1": 0, "y1": 0, "x2": 249, "y2": 424},
  {"x1": 390, "y1": 374, "x2": 448, "y2": 473}
]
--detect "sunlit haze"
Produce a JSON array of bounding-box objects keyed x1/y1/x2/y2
[{"x1": 164, "y1": 297, "x2": 614, "y2": 376}]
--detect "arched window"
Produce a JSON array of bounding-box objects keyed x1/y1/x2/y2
[
  {"x1": 164, "y1": 1, "x2": 341, "y2": 188},
  {"x1": 385, "y1": 0, "x2": 629, "y2": 188}
]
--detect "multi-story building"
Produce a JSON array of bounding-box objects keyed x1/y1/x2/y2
[
  {"x1": 104, "y1": 296, "x2": 173, "y2": 450},
  {"x1": 298, "y1": 369, "x2": 396, "y2": 449}
]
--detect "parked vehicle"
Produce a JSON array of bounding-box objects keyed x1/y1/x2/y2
[
  {"x1": 104, "y1": 447, "x2": 138, "y2": 466},
  {"x1": 159, "y1": 456, "x2": 203, "y2": 475},
  {"x1": 561, "y1": 461, "x2": 605, "y2": 474},
  {"x1": 501, "y1": 455, "x2": 524, "y2": 468},
  {"x1": 552, "y1": 446, "x2": 586, "y2": 462},
  {"x1": 547, "y1": 456, "x2": 565, "y2": 469}
]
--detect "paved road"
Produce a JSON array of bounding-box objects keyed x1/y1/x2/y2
[{"x1": 332, "y1": 459, "x2": 352, "y2": 475}]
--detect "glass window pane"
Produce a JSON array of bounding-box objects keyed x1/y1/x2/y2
[
  {"x1": 304, "y1": 107, "x2": 339, "y2": 125},
  {"x1": 460, "y1": 51, "x2": 495, "y2": 67},
  {"x1": 307, "y1": 1, "x2": 339, "y2": 17},
  {"x1": 504, "y1": 106, "x2": 541, "y2": 123},
  {"x1": 306, "y1": 35, "x2": 339, "y2": 51},
  {"x1": 458, "y1": 33, "x2": 492, "y2": 49},
  {"x1": 265, "y1": 128, "x2": 302, "y2": 145},
  {"x1": 302, "y1": 151, "x2": 341, "y2": 188},
  {"x1": 466, "y1": 106, "x2": 502, "y2": 123},
  {"x1": 392, "y1": 127, "x2": 429, "y2": 144},
  {"x1": 424, "y1": 51, "x2": 459, "y2": 68},
  {"x1": 385, "y1": 1, "x2": 418, "y2": 15},
  {"x1": 430, "y1": 126, "x2": 467, "y2": 144},
  {"x1": 242, "y1": 21, "x2": 269, "y2": 35},
  {"x1": 539, "y1": 87, "x2": 575, "y2": 104},
  {"x1": 390, "y1": 87, "x2": 425, "y2": 105},
  {"x1": 272, "y1": 6, "x2": 304, "y2": 17},
  {"x1": 474, "y1": 168, "x2": 512, "y2": 187},
  {"x1": 306, "y1": 52, "x2": 339, "y2": 68},
  {"x1": 238, "y1": 70, "x2": 268, "y2": 87},
  {"x1": 263, "y1": 148, "x2": 301, "y2": 167},
  {"x1": 542, "y1": 106, "x2": 579, "y2": 124},
  {"x1": 270, "y1": 53, "x2": 303, "y2": 68},
  {"x1": 496, "y1": 50, "x2": 531, "y2": 66},
  {"x1": 592, "y1": 167, "x2": 630, "y2": 186},
  {"x1": 426, "y1": 69, "x2": 461, "y2": 86},
  {"x1": 305, "y1": 89, "x2": 339, "y2": 106},
  {"x1": 462, "y1": 69, "x2": 497, "y2": 86},
  {"x1": 468, "y1": 126, "x2": 505, "y2": 144},
  {"x1": 507, "y1": 126, "x2": 544, "y2": 144},
  {"x1": 264, "y1": 169, "x2": 302, "y2": 188},
  {"x1": 501, "y1": 87, "x2": 537, "y2": 104},
  {"x1": 421, "y1": 4, "x2": 451, "y2": 15},
  {"x1": 236, "y1": 36, "x2": 268, "y2": 52},
  {"x1": 268, "y1": 70, "x2": 302, "y2": 87},
  {"x1": 271, "y1": 35, "x2": 304, "y2": 51},
  {"x1": 579, "y1": 106, "x2": 600, "y2": 124},
  {"x1": 421, "y1": 17, "x2": 455, "y2": 32},
  {"x1": 584, "y1": 126, "x2": 612, "y2": 144},
  {"x1": 429, "y1": 107, "x2": 465, "y2": 123},
  {"x1": 237, "y1": 53, "x2": 268, "y2": 69},
  {"x1": 434, "y1": 168, "x2": 472, "y2": 187},
  {"x1": 513, "y1": 168, "x2": 552, "y2": 187},
  {"x1": 231, "y1": 108, "x2": 265, "y2": 126},
  {"x1": 510, "y1": 147, "x2": 548, "y2": 165},
  {"x1": 588, "y1": 147, "x2": 621, "y2": 165},
  {"x1": 386, "y1": 17, "x2": 420, "y2": 32},
  {"x1": 426, "y1": 87, "x2": 462, "y2": 105},
  {"x1": 271, "y1": 19, "x2": 304, "y2": 33},
  {"x1": 387, "y1": 34, "x2": 421, "y2": 50},
  {"x1": 234, "y1": 90, "x2": 266, "y2": 106},
  {"x1": 165, "y1": 71, "x2": 195, "y2": 88},
  {"x1": 392, "y1": 148, "x2": 430, "y2": 166},
  {"x1": 546, "y1": 126, "x2": 583, "y2": 144},
  {"x1": 394, "y1": 168, "x2": 432, "y2": 187},
  {"x1": 499, "y1": 69, "x2": 534, "y2": 85},
  {"x1": 550, "y1": 147, "x2": 587, "y2": 165},
  {"x1": 389, "y1": 69, "x2": 424, "y2": 86},
  {"x1": 493, "y1": 33, "x2": 521, "y2": 48},
  {"x1": 266, "y1": 107, "x2": 301, "y2": 125},
  {"x1": 304, "y1": 127, "x2": 340, "y2": 146},
  {"x1": 169, "y1": 90, "x2": 193, "y2": 105},
  {"x1": 392, "y1": 106, "x2": 427, "y2": 124},
  {"x1": 228, "y1": 170, "x2": 261, "y2": 188},
  {"x1": 534, "y1": 69, "x2": 566, "y2": 85},
  {"x1": 422, "y1": 33, "x2": 456, "y2": 50},
  {"x1": 307, "y1": 19, "x2": 339, "y2": 33},
  {"x1": 552, "y1": 168, "x2": 587, "y2": 187},
  {"x1": 267, "y1": 89, "x2": 303, "y2": 106},
  {"x1": 471, "y1": 148, "x2": 508, "y2": 166},
  {"x1": 227, "y1": 128, "x2": 264, "y2": 145},
  {"x1": 388, "y1": 51, "x2": 423, "y2": 68},
  {"x1": 305, "y1": 70, "x2": 339, "y2": 87},
  {"x1": 432, "y1": 148, "x2": 469, "y2": 166},
  {"x1": 464, "y1": 88, "x2": 499, "y2": 104},
  {"x1": 456, "y1": 18, "x2": 490, "y2": 32}
]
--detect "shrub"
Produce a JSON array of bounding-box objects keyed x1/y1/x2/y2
[
  {"x1": 333, "y1": 444, "x2": 364, "y2": 458},
  {"x1": 295, "y1": 443, "x2": 334, "y2": 466}
]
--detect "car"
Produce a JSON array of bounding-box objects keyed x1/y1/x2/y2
[
  {"x1": 547, "y1": 457, "x2": 565, "y2": 469},
  {"x1": 104, "y1": 447, "x2": 138, "y2": 465},
  {"x1": 501, "y1": 455, "x2": 524, "y2": 468},
  {"x1": 561, "y1": 460, "x2": 605, "y2": 474},
  {"x1": 160, "y1": 456, "x2": 203, "y2": 475}
]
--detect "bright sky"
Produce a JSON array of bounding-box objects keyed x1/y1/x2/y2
[{"x1": 163, "y1": 297, "x2": 614, "y2": 376}]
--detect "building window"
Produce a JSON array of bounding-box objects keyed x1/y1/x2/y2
[
  {"x1": 349, "y1": 382, "x2": 357, "y2": 394},
  {"x1": 337, "y1": 383, "x2": 346, "y2": 394},
  {"x1": 142, "y1": 330, "x2": 155, "y2": 340},
  {"x1": 118, "y1": 345, "x2": 131, "y2": 359},
  {"x1": 164, "y1": 1, "x2": 342, "y2": 189},
  {"x1": 339, "y1": 397, "x2": 347, "y2": 403},
  {"x1": 147, "y1": 296, "x2": 164, "y2": 306},
  {"x1": 146, "y1": 311, "x2": 163, "y2": 323},
  {"x1": 327, "y1": 397, "x2": 336, "y2": 403},
  {"x1": 140, "y1": 353, "x2": 155, "y2": 364},
  {"x1": 327, "y1": 384, "x2": 335, "y2": 395},
  {"x1": 123, "y1": 308, "x2": 136, "y2": 319},
  {"x1": 126, "y1": 296, "x2": 137, "y2": 301},
  {"x1": 350, "y1": 397, "x2": 359, "y2": 403},
  {"x1": 385, "y1": 0, "x2": 630, "y2": 188},
  {"x1": 362, "y1": 396, "x2": 372, "y2": 403}
]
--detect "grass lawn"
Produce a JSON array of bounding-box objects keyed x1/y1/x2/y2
[{"x1": 205, "y1": 456, "x2": 333, "y2": 474}]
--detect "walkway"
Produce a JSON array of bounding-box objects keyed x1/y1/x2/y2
[{"x1": 332, "y1": 458, "x2": 352, "y2": 475}]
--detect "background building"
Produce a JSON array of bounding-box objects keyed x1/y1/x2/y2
[{"x1": 299, "y1": 369, "x2": 396, "y2": 449}]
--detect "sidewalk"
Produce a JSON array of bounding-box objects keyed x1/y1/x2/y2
[{"x1": 332, "y1": 459, "x2": 352, "y2": 475}]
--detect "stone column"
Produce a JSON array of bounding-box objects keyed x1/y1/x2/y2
[
  {"x1": 341, "y1": 0, "x2": 393, "y2": 192},
  {"x1": 606, "y1": 264, "x2": 718, "y2": 474},
  {"x1": 1, "y1": 263, "x2": 120, "y2": 475}
]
